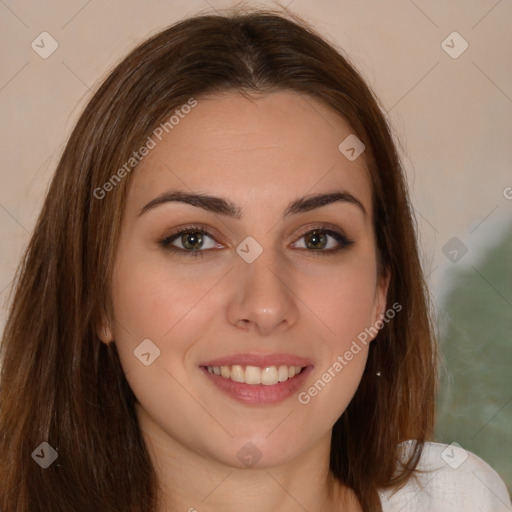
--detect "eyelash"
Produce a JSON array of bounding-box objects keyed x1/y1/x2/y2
[{"x1": 158, "y1": 223, "x2": 355, "y2": 258}]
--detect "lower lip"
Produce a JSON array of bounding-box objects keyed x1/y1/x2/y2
[{"x1": 200, "y1": 366, "x2": 313, "y2": 405}]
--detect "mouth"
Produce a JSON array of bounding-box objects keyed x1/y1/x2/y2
[
  {"x1": 199, "y1": 354, "x2": 313, "y2": 405},
  {"x1": 204, "y1": 364, "x2": 306, "y2": 385}
]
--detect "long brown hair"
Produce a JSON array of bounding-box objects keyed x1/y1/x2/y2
[{"x1": 0, "y1": 6, "x2": 437, "y2": 511}]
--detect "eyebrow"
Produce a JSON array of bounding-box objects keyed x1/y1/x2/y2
[{"x1": 138, "y1": 189, "x2": 367, "y2": 219}]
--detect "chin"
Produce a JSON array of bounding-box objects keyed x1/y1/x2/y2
[{"x1": 202, "y1": 433, "x2": 306, "y2": 470}]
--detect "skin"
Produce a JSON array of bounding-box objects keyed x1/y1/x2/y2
[{"x1": 100, "y1": 90, "x2": 389, "y2": 512}]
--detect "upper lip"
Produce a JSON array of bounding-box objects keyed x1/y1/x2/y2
[{"x1": 200, "y1": 352, "x2": 314, "y2": 368}]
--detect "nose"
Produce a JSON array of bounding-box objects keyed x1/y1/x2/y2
[{"x1": 226, "y1": 249, "x2": 299, "y2": 336}]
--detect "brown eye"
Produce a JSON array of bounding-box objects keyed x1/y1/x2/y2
[
  {"x1": 158, "y1": 225, "x2": 220, "y2": 258},
  {"x1": 158, "y1": 224, "x2": 354, "y2": 259},
  {"x1": 178, "y1": 231, "x2": 205, "y2": 250},
  {"x1": 304, "y1": 231, "x2": 328, "y2": 250},
  {"x1": 293, "y1": 227, "x2": 355, "y2": 254}
]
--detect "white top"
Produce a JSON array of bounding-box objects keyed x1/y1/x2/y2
[{"x1": 379, "y1": 441, "x2": 511, "y2": 511}]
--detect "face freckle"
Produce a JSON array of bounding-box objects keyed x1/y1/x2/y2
[{"x1": 107, "y1": 90, "x2": 389, "y2": 471}]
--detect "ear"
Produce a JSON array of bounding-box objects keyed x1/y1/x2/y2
[
  {"x1": 369, "y1": 268, "x2": 391, "y2": 340},
  {"x1": 96, "y1": 318, "x2": 114, "y2": 345}
]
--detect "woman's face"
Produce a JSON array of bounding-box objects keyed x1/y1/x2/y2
[{"x1": 104, "y1": 90, "x2": 389, "y2": 469}]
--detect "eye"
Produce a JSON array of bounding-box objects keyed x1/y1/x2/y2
[
  {"x1": 158, "y1": 224, "x2": 220, "y2": 258},
  {"x1": 158, "y1": 223, "x2": 354, "y2": 258},
  {"x1": 291, "y1": 225, "x2": 355, "y2": 255}
]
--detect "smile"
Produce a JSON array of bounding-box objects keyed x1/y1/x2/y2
[{"x1": 206, "y1": 364, "x2": 305, "y2": 385}]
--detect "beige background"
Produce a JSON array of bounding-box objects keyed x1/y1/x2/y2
[{"x1": 1, "y1": 0, "x2": 511, "y2": 492}]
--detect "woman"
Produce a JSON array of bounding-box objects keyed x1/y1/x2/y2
[{"x1": 0, "y1": 6, "x2": 509, "y2": 511}]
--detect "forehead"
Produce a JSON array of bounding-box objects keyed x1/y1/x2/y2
[{"x1": 126, "y1": 90, "x2": 372, "y2": 220}]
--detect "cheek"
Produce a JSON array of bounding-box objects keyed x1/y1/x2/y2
[
  {"x1": 111, "y1": 249, "x2": 218, "y2": 340},
  {"x1": 291, "y1": 255, "x2": 377, "y2": 420},
  {"x1": 294, "y1": 274, "x2": 374, "y2": 437},
  {"x1": 294, "y1": 256, "x2": 378, "y2": 349},
  {"x1": 109, "y1": 248, "x2": 233, "y2": 397},
  {"x1": 109, "y1": 256, "x2": 223, "y2": 438}
]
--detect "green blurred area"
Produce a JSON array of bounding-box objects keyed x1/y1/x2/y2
[{"x1": 434, "y1": 223, "x2": 512, "y2": 494}]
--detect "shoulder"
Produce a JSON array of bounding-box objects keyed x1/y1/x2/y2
[{"x1": 378, "y1": 441, "x2": 511, "y2": 512}]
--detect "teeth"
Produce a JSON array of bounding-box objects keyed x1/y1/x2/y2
[
  {"x1": 244, "y1": 365, "x2": 261, "y2": 384},
  {"x1": 278, "y1": 365, "x2": 289, "y2": 382},
  {"x1": 206, "y1": 364, "x2": 304, "y2": 385},
  {"x1": 230, "y1": 365, "x2": 244, "y2": 383},
  {"x1": 261, "y1": 366, "x2": 278, "y2": 385}
]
